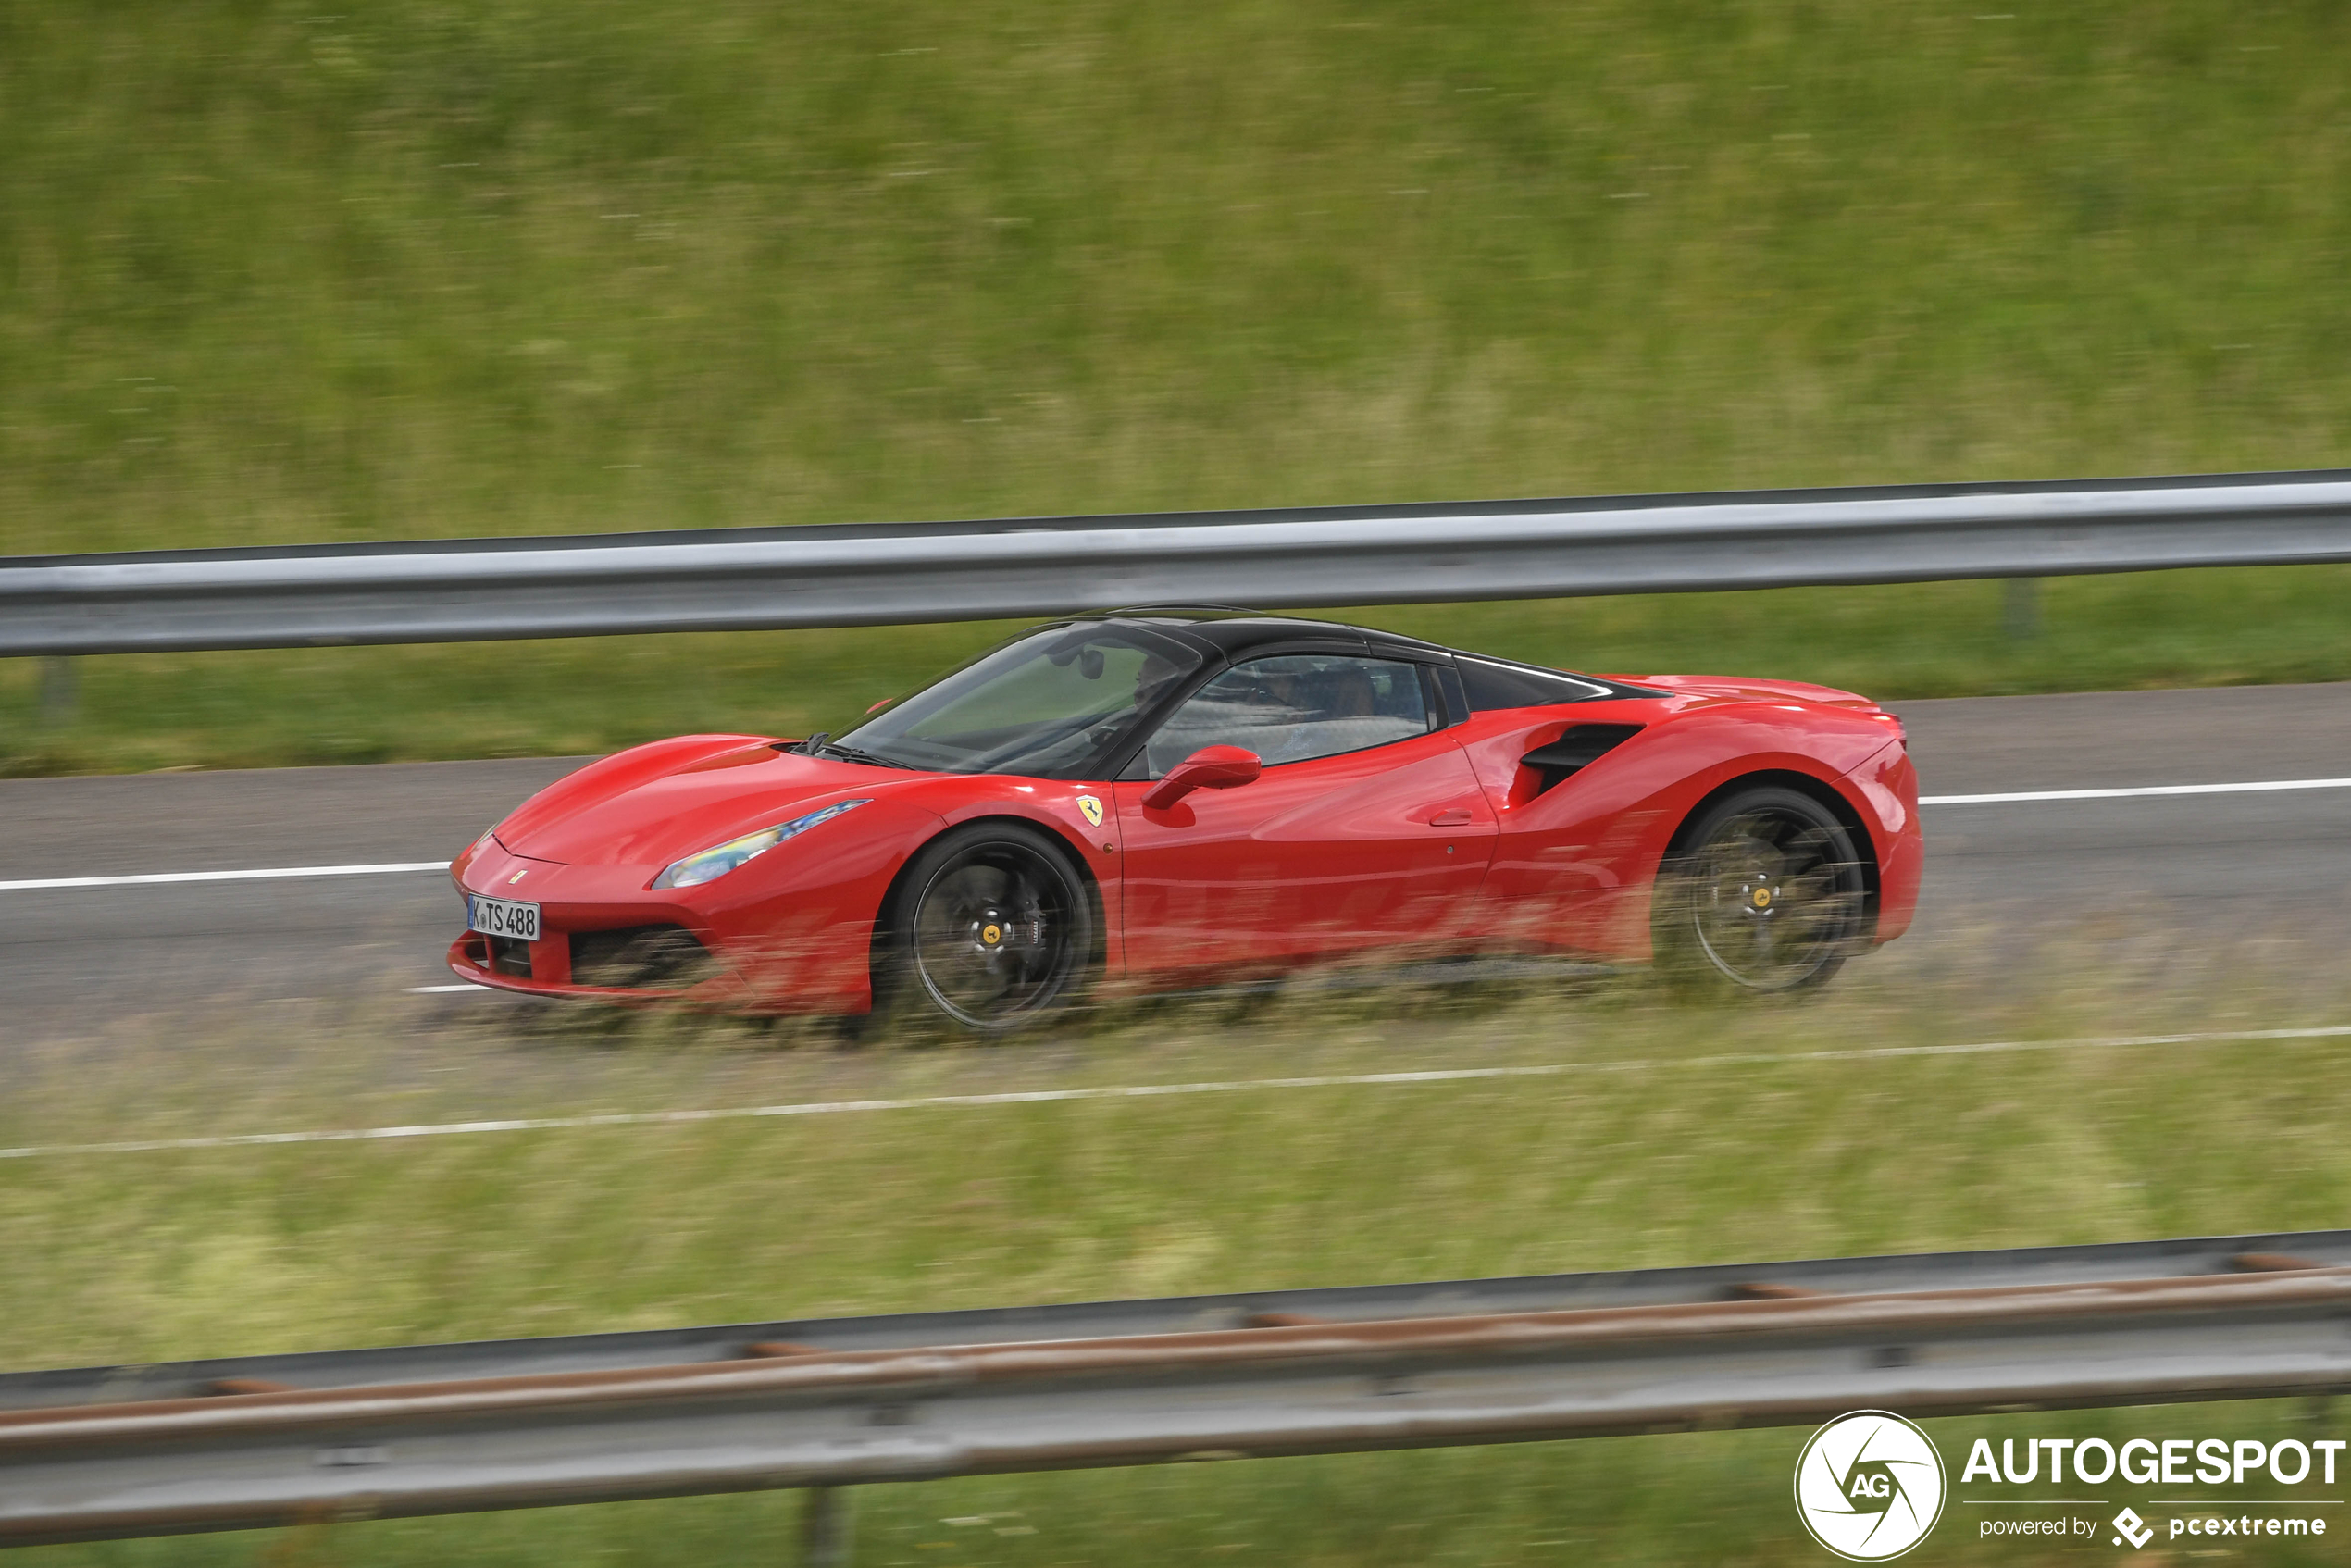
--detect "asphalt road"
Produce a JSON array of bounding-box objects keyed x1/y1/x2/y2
[
  {"x1": 3, "y1": 683, "x2": 2346, "y2": 1039},
  {"x1": 1892, "y1": 682, "x2": 2351, "y2": 963}
]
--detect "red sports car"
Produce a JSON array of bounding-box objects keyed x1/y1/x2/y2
[{"x1": 449, "y1": 610, "x2": 1920, "y2": 1028}]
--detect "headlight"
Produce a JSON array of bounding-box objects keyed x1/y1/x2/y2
[{"x1": 652, "y1": 799, "x2": 871, "y2": 890}]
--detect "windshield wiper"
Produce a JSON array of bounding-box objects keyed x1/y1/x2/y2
[
  {"x1": 784, "y1": 732, "x2": 902, "y2": 768},
  {"x1": 817, "y1": 740, "x2": 907, "y2": 769}
]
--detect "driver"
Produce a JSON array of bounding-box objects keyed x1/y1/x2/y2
[{"x1": 1131, "y1": 650, "x2": 1188, "y2": 715}]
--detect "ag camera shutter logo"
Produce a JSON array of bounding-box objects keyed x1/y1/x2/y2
[{"x1": 1795, "y1": 1411, "x2": 1947, "y2": 1560}]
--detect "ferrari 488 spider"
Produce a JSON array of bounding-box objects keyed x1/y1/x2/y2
[{"x1": 449, "y1": 609, "x2": 1919, "y2": 1028}]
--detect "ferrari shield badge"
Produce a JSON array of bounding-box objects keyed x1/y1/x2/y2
[{"x1": 1076, "y1": 794, "x2": 1105, "y2": 828}]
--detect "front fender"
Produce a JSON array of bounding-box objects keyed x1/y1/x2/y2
[{"x1": 687, "y1": 797, "x2": 951, "y2": 1012}]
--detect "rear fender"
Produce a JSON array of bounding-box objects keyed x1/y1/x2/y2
[
  {"x1": 1844, "y1": 739, "x2": 1922, "y2": 942},
  {"x1": 1461, "y1": 704, "x2": 1895, "y2": 963}
]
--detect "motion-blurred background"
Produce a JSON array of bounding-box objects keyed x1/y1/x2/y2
[
  {"x1": 6, "y1": 7, "x2": 2351, "y2": 1566},
  {"x1": 3, "y1": 1, "x2": 2346, "y2": 771}
]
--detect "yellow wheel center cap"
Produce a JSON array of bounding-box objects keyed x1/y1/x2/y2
[
  {"x1": 1751, "y1": 888, "x2": 1773, "y2": 909},
  {"x1": 981, "y1": 924, "x2": 1002, "y2": 945}
]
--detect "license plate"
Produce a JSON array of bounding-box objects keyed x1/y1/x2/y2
[{"x1": 468, "y1": 895, "x2": 541, "y2": 942}]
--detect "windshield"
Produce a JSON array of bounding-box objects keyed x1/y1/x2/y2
[{"x1": 835, "y1": 622, "x2": 1205, "y2": 778}]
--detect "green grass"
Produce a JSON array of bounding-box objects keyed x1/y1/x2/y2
[
  {"x1": 6, "y1": 1, "x2": 2348, "y2": 557},
  {"x1": 6, "y1": 944, "x2": 2349, "y2": 1563},
  {"x1": 5, "y1": 1, "x2": 2351, "y2": 773}
]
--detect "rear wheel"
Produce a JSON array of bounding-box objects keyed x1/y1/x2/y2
[
  {"x1": 877, "y1": 822, "x2": 1094, "y2": 1034},
  {"x1": 1655, "y1": 786, "x2": 1868, "y2": 995}
]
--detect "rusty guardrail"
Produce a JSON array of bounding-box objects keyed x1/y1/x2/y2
[{"x1": 5, "y1": 1231, "x2": 2350, "y2": 1553}]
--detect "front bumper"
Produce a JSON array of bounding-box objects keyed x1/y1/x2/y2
[
  {"x1": 447, "y1": 839, "x2": 880, "y2": 1015},
  {"x1": 445, "y1": 931, "x2": 753, "y2": 1009}
]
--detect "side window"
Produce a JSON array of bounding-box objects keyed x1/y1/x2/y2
[
  {"x1": 1455, "y1": 656, "x2": 1606, "y2": 711},
  {"x1": 1145, "y1": 655, "x2": 1432, "y2": 776}
]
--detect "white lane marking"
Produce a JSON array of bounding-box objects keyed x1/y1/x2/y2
[
  {"x1": 407, "y1": 983, "x2": 490, "y2": 994},
  {"x1": 1922, "y1": 778, "x2": 2351, "y2": 806},
  {"x1": 0, "y1": 862, "x2": 452, "y2": 892},
  {"x1": 0, "y1": 773, "x2": 2338, "y2": 895},
  {"x1": 3, "y1": 1025, "x2": 2343, "y2": 1162},
  {"x1": 3, "y1": 778, "x2": 2345, "y2": 891}
]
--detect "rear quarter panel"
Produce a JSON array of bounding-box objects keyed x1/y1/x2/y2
[
  {"x1": 1459, "y1": 699, "x2": 1908, "y2": 961},
  {"x1": 1847, "y1": 739, "x2": 1922, "y2": 942}
]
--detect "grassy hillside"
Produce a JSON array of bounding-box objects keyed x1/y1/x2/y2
[
  {"x1": 4, "y1": 1, "x2": 2348, "y2": 771},
  {"x1": 5, "y1": 0, "x2": 2346, "y2": 554}
]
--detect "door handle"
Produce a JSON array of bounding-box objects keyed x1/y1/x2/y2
[{"x1": 1429, "y1": 808, "x2": 1474, "y2": 828}]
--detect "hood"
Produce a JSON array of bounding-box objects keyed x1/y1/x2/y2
[
  {"x1": 495, "y1": 736, "x2": 927, "y2": 867},
  {"x1": 1607, "y1": 674, "x2": 1885, "y2": 713}
]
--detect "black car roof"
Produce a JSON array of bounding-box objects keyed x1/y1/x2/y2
[{"x1": 1091, "y1": 606, "x2": 1451, "y2": 661}]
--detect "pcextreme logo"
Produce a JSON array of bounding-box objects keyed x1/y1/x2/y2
[
  {"x1": 1795, "y1": 1412, "x2": 1948, "y2": 1560},
  {"x1": 1961, "y1": 1433, "x2": 2341, "y2": 1549},
  {"x1": 1796, "y1": 1421, "x2": 2345, "y2": 1557}
]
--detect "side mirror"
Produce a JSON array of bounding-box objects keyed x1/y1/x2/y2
[{"x1": 1141, "y1": 745, "x2": 1262, "y2": 811}]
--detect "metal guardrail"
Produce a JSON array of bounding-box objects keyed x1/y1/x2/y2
[
  {"x1": 5, "y1": 469, "x2": 2350, "y2": 657},
  {"x1": 5, "y1": 1231, "x2": 2348, "y2": 1551}
]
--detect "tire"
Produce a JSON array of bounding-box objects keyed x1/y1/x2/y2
[
  {"x1": 874, "y1": 822, "x2": 1095, "y2": 1035},
  {"x1": 1653, "y1": 785, "x2": 1869, "y2": 996}
]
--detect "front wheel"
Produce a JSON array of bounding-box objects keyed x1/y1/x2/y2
[
  {"x1": 1654, "y1": 786, "x2": 1869, "y2": 995},
  {"x1": 876, "y1": 822, "x2": 1095, "y2": 1034}
]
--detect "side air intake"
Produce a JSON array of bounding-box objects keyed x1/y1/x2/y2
[{"x1": 1520, "y1": 724, "x2": 1644, "y2": 797}]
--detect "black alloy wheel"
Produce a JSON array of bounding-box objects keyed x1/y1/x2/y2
[
  {"x1": 1656, "y1": 785, "x2": 1868, "y2": 994},
  {"x1": 883, "y1": 822, "x2": 1094, "y2": 1033}
]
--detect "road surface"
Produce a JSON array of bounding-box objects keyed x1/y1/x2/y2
[{"x1": 3, "y1": 683, "x2": 2345, "y2": 1039}]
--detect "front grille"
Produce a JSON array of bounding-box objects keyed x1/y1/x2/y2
[
  {"x1": 570, "y1": 925, "x2": 712, "y2": 990},
  {"x1": 487, "y1": 935, "x2": 533, "y2": 978}
]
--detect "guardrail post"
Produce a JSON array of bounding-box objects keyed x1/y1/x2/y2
[
  {"x1": 801, "y1": 1487, "x2": 852, "y2": 1567},
  {"x1": 2002, "y1": 577, "x2": 2041, "y2": 640},
  {"x1": 37, "y1": 656, "x2": 77, "y2": 725}
]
